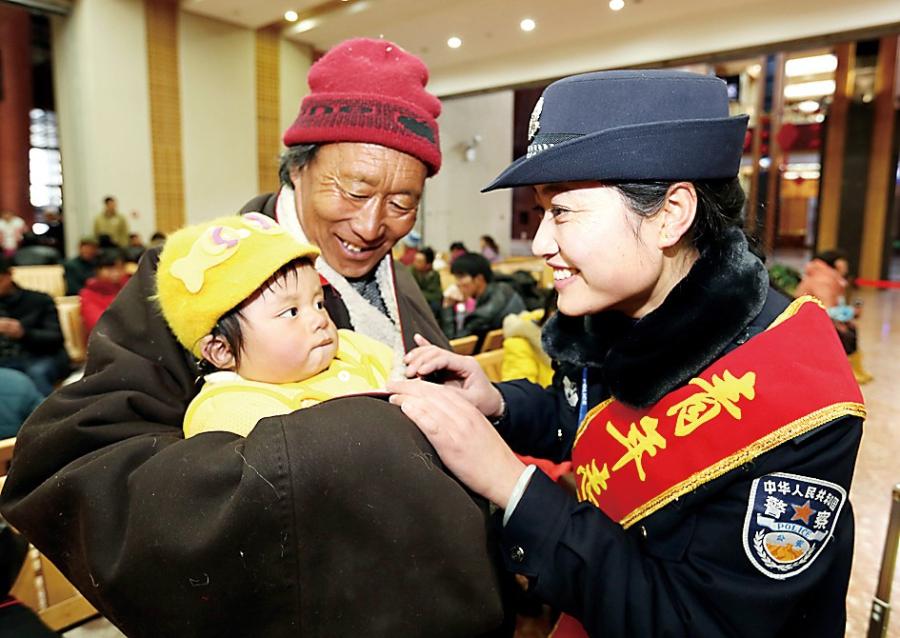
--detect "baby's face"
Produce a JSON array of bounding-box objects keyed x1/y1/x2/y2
[{"x1": 236, "y1": 263, "x2": 339, "y2": 384}]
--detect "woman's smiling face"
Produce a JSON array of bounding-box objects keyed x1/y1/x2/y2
[{"x1": 531, "y1": 182, "x2": 667, "y2": 319}]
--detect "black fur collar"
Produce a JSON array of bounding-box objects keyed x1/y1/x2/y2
[{"x1": 542, "y1": 228, "x2": 768, "y2": 407}]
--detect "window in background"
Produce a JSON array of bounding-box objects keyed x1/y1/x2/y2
[{"x1": 28, "y1": 108, "x2": 62, "y2": 209}]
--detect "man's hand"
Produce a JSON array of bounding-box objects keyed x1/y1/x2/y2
[
  {"x1": 402, "y1": 334, "x2": 503, "y2": 417},
  {"x1": 442, "y1": 283, "x2": 464, "y2": 306},
  {"x1": 388, "y1": 379, "x2": 525, "y2": 509},
  {"x1": 0, "y1": 318, "x2": 24, "y2": 339}
]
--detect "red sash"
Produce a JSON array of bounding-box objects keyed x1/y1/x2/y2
[{"x1": 551, "y1": 298, "x2": 865, "y2": 637}]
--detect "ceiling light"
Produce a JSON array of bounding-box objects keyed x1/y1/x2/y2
[
  {"x1": 609, "y1": 0, "x2": 625, "y2": 10},
  {"x1": 293, "y1": 18, "x2": 318, "y2": 33},
  {"x1": 284, "y1": 10, "x2": 298, "y2": 21},
  {"x1": 784, "y1": 80, "x2": 835, "y2": 100},
  {"x1": 520, "y1": 18, "x2": 536, "y2": 32},
  {"x1": 785, "y1": 54, "x2": 837, "y2": 77},
  {"x1": 447, "y1": 36, "x2": 462, "y2": 49},
  {"x1": 797, "y1": 100, "x2": 820, "y2": 113}
]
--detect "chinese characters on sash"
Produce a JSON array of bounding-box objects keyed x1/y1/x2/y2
[{"x1": 576, "y1": 371, "x2": 756, "y2": 506}]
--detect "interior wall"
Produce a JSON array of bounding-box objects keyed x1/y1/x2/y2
[
  {"x1": 51, "y1": 0, "x2": 155, "y2": 255},
  {"x1": 279, "y1": 39, "x2": 313, "y2": 142},
  {"x1": 422, "y1": 90, "x2": 513, "y2": 258},
  {"x1": 179, "y1": 12, "x2": 257, "y2": 224}
]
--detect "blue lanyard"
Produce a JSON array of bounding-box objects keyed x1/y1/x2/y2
[{"x1": 577, "y1": 367, "x2": 589, "y2": 424}]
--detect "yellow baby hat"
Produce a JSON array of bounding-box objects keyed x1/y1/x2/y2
[{"x1": 156, "y1": 213, "x2": 320, "y2": 356}]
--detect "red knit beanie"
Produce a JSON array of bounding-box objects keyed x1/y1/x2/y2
[{"x1": 283, "y1": 38, "x2": 442, "y2": 175}]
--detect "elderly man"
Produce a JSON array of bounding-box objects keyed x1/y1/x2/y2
[{"x1": 0, "y1": 39, "x2": 505, "y2": 638}]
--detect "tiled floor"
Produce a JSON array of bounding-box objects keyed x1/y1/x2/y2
[
  {"x1": 63, "y1": 289, "x2": 900, "y2": 638},
  {"x1": 844, "y1": 287, "x2": 900, "y2": 638}
]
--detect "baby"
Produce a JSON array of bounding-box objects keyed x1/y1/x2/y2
[{"x1": 156, "y1": 213, "x2": 393, "y2": 438}]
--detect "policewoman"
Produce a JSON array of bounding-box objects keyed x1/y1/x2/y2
[{"x1": 390, "y1": 70, "x2": 865, "y2": 637}]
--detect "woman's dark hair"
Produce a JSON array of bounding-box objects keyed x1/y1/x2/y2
[
  {"x1": 96, "y1": 248, "x2": 124, "y2": 269},
  {"x1": 480, "y1": 235, "x2": 499, "y2": 252},
  {"x1": 449, "y1": 241, "x2": 467, "y2": 252},
  {"x1": 419, "y1": 246, "x2": 435, "y2": 265},
  {"x1": 612, "y1": 178, "x2": 757, "y2": 256},
  {"x1": 202, "y1": 257, "x2": 313, "y2": 372},
  {"x1": 450, "y1": 252, "x2": 494, "y2": 282},
  {"x1": 279, "y1": 144, "x2": 320, "y2": 187},
  {"x1": 814, "y1": 249, "x2": 848, "y2": 270}
]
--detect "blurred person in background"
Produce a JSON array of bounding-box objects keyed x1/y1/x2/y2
[
  {"x1": 481, "y1": 234, "x2": 501, "y2": 263},
  {"x1": 0, "y1": 369, "x2": 43, "y2": 439},
  {"x1": 93, "y1": 196, "x2": 129, "y2": 248},
  {"x1": 149, "y1": 231, "x2": 166, "y2": 248},
  {"x1": 449, "y1": 240, "x2": 468, "y2": 264},
  {"x1": 442, "y1": 252, "x2": 525, "y2": 344},
  {"x1": 11, "y1": 233, "x2": 61, "y2": 266},
  {"x1": 63, "y1": 237, "x2": 98, "y2": 295},
  {"x1": 0, "y1": 211, "x2": 26, "y2": 259},
  {"x1": 79, "y1": 248, "x2": 128, "y2": 337},
  {"x1": 411, "y1": 246, "x2": 443, "y2": 317},
  {"x1": 37, "y1": 209, "x2": 65, "y2": 256},
  {"x1": 123, "y1": 233, "x2": 146, "y2": 263},
  {"x1": 501, "y1": 291, "x2": 557, "y2": 387},
  {"x1": 0, "y1": 256, "x2": 69, "y2": 396},
  {"x1": 795, "y1": 249, "x2": 871, "y2": 383},
  {"x1": 396, "y1": 229, "x2": 421, "y2": 266}
]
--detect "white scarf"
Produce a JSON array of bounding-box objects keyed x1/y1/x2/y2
[{"x1": 274, "y1": 187, "x2": 406, "y2": 377}]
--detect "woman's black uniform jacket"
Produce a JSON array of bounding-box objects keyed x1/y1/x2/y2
[
  {"x1": 0, "y1": 194, "x2": 507, "y2": 637},
  {"x1": 494, "y1": 229, "x2": 863, "y2": 637}
]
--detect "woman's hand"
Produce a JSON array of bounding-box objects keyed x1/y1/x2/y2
[
  {"x1": 404, "y1": 334, "x2": 503, "y2": 417},
  {"x1": 388, "y1": 379, "x2": 525, "y2": 509}
]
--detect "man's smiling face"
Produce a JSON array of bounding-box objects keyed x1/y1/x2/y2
[{"x1": 291, "y1": 142, "x2": 427, "y2": 279}]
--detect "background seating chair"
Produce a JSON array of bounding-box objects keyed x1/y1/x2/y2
[
  {"x1": 450, "y1": 335, "x2": 479, "y2": 355},
  {"x1": 479, "y1": 328, "x2": 504, "y2": 353},
  {"x1": 54, "y1": 296, "x2": 86, "y2": 364},
  {"x1": 10, "y1": 265, "x2": 65, "y2": 298},
  {"x1": 474, "y1": 349, "x2": 504, "y2": 383}
]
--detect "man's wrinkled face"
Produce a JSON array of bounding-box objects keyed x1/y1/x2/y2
[{"x1": 290, "y1": 143, "x2": 427, "y2": 279}]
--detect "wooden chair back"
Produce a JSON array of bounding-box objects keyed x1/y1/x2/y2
[
  {"x1": 55, "y1": 296, "x2": 87, "y2": 364},
  {"x1": 480, "y1": 328, "x2": 504, "y2": 353},
  {"x1": 474, "y1": 349, "x2": 504, "y2": 383},
  {"x1": 449, "y1": 335, "x2": 478, "y2": 356},
  {"x1": 0, "y1": 437, "x2": 14, "y2": 478},
  {"x1": 10, "y1": 265, "x2": 66, "y2": 298},
  {"x1": 3, "y1": 437, "x2": 100, "y2": 630}
]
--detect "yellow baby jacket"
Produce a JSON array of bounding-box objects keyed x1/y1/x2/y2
[{"x1": 184, "y1": 329, "x2": 393, "y2": 438}]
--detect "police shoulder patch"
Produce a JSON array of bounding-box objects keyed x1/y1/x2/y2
[{"x1": 742, "y1": 472, "x2": 846, "y2": 580}]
